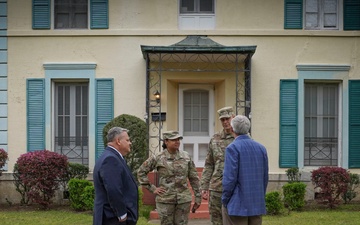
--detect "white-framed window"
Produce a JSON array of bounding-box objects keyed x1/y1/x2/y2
[
  {"x1": 180, "y1": 0, "x2": 214, "y2": 14},
  {"x1": 179, "y1": 0, "x2": 215, "y2": 30},
  {"x1": 54, "y1": 0, "x2": 88, "y2": 29},
  {"x1": 54, "y1": 82, "x2": 89, "y2": 165},
  {"x1": 179, "y1": 84, "x2": 214, "y2": 167},
  {"x1": 305, "y1": 0, "x2": 339, "y2": 30},
  {"x1": 304, "y1": 83, "x2": 339, "y2": 166}
]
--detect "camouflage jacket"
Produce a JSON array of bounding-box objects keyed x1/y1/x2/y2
[
  {"x1": 200, "y1": 130, "x2": 234, "y2": 192},
  {"x1": 137, "y1": 149, "x2": 201, "y2": 204}
]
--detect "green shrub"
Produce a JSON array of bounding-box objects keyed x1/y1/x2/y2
[
  {"x1": 286, "y1": 167, "x2": 301, "y2": 183},
  {"x1": 68, "y1": 178, "x2": 93, "y2": 211},
  {"x1": 60, "y1": 163, "x2": 89, "y2": 197},
  {"x1": 103, "y1": 114, "x2": 148, "y2": 182},
  {"x1": 67, "y1": 163, "x2": 89, "y2": 180},
  {"x1": 282, "y1": 182, "x2": 307, "y2": 211},
  {"x1": 342, "y1": 173, "x2": 360, "y2": 204},
  {"x1": 265, "y1": 191, "x2": 284, "y2": 215},
  {"x1": 82, "y1": 185, "x2": 95, "y2": 210}
]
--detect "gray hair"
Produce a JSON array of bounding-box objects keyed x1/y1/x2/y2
[
  {"x1": 107, "y1": 127, "x2": 129, "y2": 142},
  {"x1": 231, "y1": 115, "x2": 251, "y2": 135}
]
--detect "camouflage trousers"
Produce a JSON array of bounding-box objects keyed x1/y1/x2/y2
[
  {"x1": 156, "y1": 201, "x2": 191, "y2": 225},
  {"x1": 209, "y1": 191, "x2": 223, "y2": 225}
]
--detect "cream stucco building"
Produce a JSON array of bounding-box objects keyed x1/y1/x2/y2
[{"x1": 1, "y1": 0, "x2": 360, "y2": 203}]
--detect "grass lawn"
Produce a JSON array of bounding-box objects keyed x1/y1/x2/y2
[
  {"x1": 0, "y1": 202, "x2": 360, "y2": 225},
  {"x1": 0, "y1": 204, "x2": 156, "y2": 225},
  {"x1": 262, "y1": 201, "x2": 360, "y2": 225}
]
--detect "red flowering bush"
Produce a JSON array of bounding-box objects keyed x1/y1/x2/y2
[
  {"x1": 0, "y1": 148, "x2": 8, "y2": 176},
  {"x1": 16, "y1": 150, "x2": 68, "y2": 209},
  {"x1": 311, "y1": 166, "x2": 350, "y2": 209}
]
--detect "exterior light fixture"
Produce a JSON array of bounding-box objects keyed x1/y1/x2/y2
[{"x1": 154, "y1": 90, "x2": 160, "y2": 103}]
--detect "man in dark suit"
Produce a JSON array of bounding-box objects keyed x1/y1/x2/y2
[{"x1": 93, "y1": 127, "x2": 139, "y2": 225}]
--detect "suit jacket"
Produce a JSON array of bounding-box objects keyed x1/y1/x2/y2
[
  {"x1": 222, "y1": 135, "x2": 269, "y2": 217},
  {"x1": 93, "y1": 146, "x2": 138, "y2": 225}
]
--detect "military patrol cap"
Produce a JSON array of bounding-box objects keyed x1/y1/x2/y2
[
  {"x1": 217, "y1": 106, "x2": 234, "y2": 119},
  {"x1": 162, "y1": 130, "x2": 183, "y2": 140}
]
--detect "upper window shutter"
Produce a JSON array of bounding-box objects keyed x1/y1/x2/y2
[
  {"x1": 27, "y1": 79, "x2": 45, "y2": 152},
  {"x1": 349, "y1": 80, "x2": 360, "y2": 168},
  {"x1": 95, "y1": 79, "x2": 113, "y2": 159},
  {"x1": 284, "y1": 0, "x2": 303, "y2": 29},
  {"x1": 279, "y1": 79, "x2": 298, "y2": 168},
  {"x1": 32, "y1": 0, "x2": 50, "y2": 29},
  {"x1": 90, "y1": 0, "x2": 109, "y2": 29},
  {"x1": 344, "y1": 0, "x2": 360, "y2": 30}
]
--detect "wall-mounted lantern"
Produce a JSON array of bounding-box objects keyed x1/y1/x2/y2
[{"x1": 154, "y1": 90, "x2": 161, "y2": 103}]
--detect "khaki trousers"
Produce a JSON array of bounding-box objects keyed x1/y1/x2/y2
[{"x1": 222, "y1": 205, "x2": 262, "y2": 225}]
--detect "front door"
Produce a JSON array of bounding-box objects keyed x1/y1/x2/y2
[{"x1": 179, "y1": 84, "x2": 214, "y2": 167}]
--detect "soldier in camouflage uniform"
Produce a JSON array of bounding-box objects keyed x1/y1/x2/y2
[
  {"x1": 200, "y1": 106, "x2": 235, "y2": 225},
  {"x1": 137, "y1": 130, "x2": 201, "y2": 225}
]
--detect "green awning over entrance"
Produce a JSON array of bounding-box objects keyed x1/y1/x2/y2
[{"x1": 141, "y1": 35, "x2": 256, "y2": 59}]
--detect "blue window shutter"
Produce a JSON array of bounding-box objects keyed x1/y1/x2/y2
[
  {"x1": 90, "y1": 0, "x2": 109, "y2": 29},
  {"x1": 32, "y1": 0, "x2": 50, "y2": 29},
  {"x1": 27, "y1": 79, "x2": 45, "y2": 152},
  {"x1": 349, "y1": 80, "x2": 360, "y2": 168},
  {"x1": 279, "y1": 80, "x2": 298, "y2": 168},
  {"x1": 344, "y1": 0, "x2": 360, "y2": 30},
  {"x1": 95, "y1": 79, "x2": 113, "y2": 159},
  {"x1": 284, "y1": 0, "x2": 303, "y2": 29}
]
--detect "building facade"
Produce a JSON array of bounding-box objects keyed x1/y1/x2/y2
[{"x1": 1, "y1": 0, "x2": 360, "y2": 203}]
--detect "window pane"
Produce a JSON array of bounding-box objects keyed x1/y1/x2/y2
[
  {"x1": 306, "y1": 13, "x2": 319, "y2": 28},
  {"x1": 200, "y1": 0, "x2": 214, "y2": 13},
  {"x1": 193, "y1": 120, "x2": 200, "y2": 132},
  {"x1": 184, "y1": 105, "x2": 192, "y2": 118},
  {"x1": 65, "y1": 86, "x2": 70, "y2": 115},
  {"x1": 193, "y1": 105, "x2": 200, "y2": 118},
  {"x1": 199, "y1": 143, "x2": 208, "y2": 160},
  {"x1": 74, "y1": 13, "x2": 87, "y2": 28},
  {"x1": 184, "y1": 119, "x2": 191, "y2": 132},
  {"x1": 180, "y1": 0, "x2": 195, "y2": 13},
  {"x1": 324, "y1": 0, "x2": 337, "y2": 12},
  {"x1": 201, "y1": 118, "x2": 208, "y2": 131},
  {"x1": 193, "y1": 92, "x2": 200, "y2": 104},
  {"x1": 184, "y1": 144, "x2": 194, "y2": 159},
  {"x1": 82, "y1": 86, "x2": 88, "y2": 115},
  {"x1": 76, "y1": 86, "x2": 81, "y2": 115},
  {"x1": 55, "y1": 0, "x2": 88, "y2": 29},
  {"x1": 58, "y1": 86, "x2": 63, "y2": 115},
  {"x1": 183, "y1": 89, "x2": 209, "y2": 136},
  {"x1": 324, "y1": 14, "x2": 337, "y2": 27},
  {"x1": 306, "y1": 0, "x2": 318, "y2": 12}
]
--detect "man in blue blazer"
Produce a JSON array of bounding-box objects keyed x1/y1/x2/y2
[
  {"x1": 222, "y1": 115, "x2": 269, "y2": 225},
  {"x1": 93, "y1": 127, "x2": 138, "y2": 225}
]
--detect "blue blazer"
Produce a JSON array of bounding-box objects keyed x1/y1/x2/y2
[
  {"x1": 93, "y1": 146, "x2": 138, "y2": 225},
  {"x1": 222, "y1": 135, "x2": 269, "y2": 217}
]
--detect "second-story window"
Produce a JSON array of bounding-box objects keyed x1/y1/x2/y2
[
  {"x1": 180, "y1": 0, "x2": 214, "y2": 14},
  {"x1": 179, "y1": 0, "x2": 215, "y2": 30},
  {"x1": 305, "y1": 0, "x2": 338, "y2": 30},
  {"x1": 55, "y1": 0, "x2": 88, "y2": 29}
]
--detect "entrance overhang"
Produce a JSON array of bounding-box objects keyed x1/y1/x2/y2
[{"x1": 141, "y1": 35, "x2": 256, "y2": 155}]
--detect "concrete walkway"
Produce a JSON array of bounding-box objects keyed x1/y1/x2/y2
[{"x1": 148, "y1": 219, "x2": 211, "y2": 224}]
